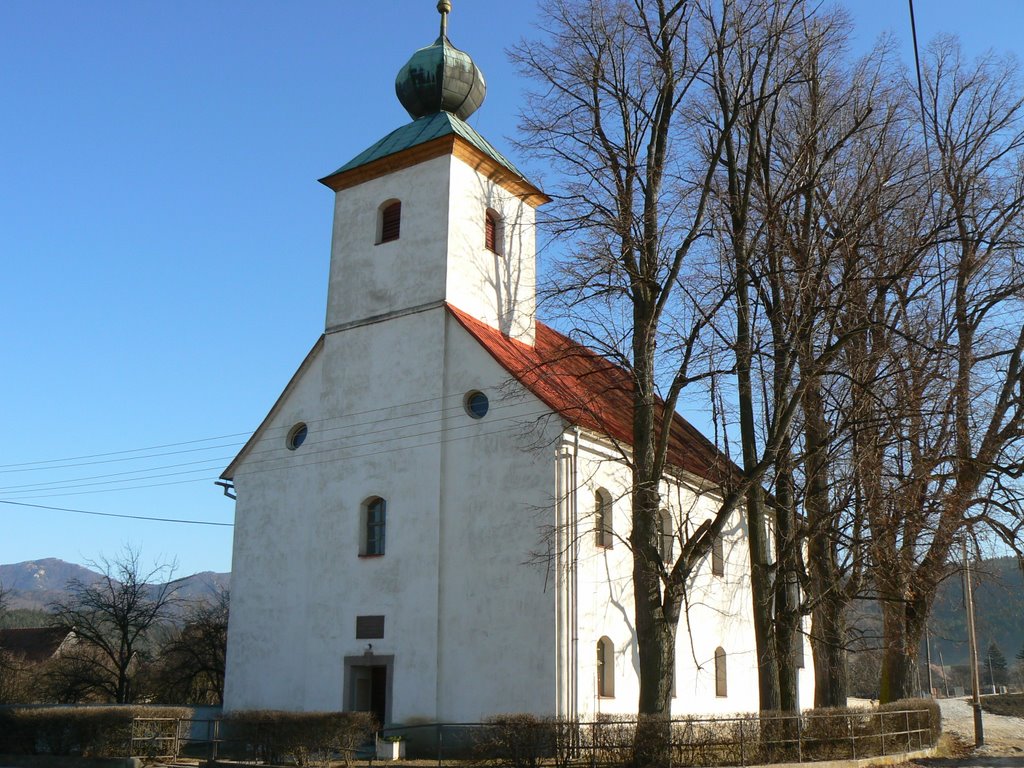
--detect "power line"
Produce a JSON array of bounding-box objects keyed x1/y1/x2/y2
[
  {"x1": 0, "y1": 389, "x2": 503, "y2": 475},
  {"x1": 0, "y1": 432, "x2": 251, "y2": 470},
  {"x1": 0, "y1": 464, "x2": 227, "y2": 495},
  {"x1": 0, "y1": 394, "x2": 544, "y2": 495},
  {"x1": 0, "y1": 499, "x2": 233, "y2": 527},
  {"x1": 0, "y1": 456, "x2": 236, "y2": 493},
  {"x1": 1, "y1": 415, "x2": 544, "y2": 500}
]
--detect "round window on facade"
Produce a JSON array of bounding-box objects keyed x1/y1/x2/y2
[
  {"x1": 286, "y1": 422, "x2": 308, "y2": 450},
  {"x1": 464, "y1": 390, "x2": 489, "y2": 419}
]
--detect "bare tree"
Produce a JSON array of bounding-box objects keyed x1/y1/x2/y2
[
  {"x1": 512, "y1": 0, "x2": 851, "y2": 718},
  {"x1": 152, "y1": 589, "x2": 229, "y2": 705},
  {"x1": 870, "y1": 37, "x2": 1024, "y2": 701},
  {"x1": 47, "y1": 548, "x2": 180, "y2": 703},
  {"x1": 0, "y1": 583, "x2": 14, "y2": 702},
  {"x1": 513, "y1": 0, "x2": 753, "y2": 721}
]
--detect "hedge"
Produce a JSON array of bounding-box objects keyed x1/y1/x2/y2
[
  {"x1": 0, "y1": 705, "x2": 192, "y2": 758},
  {"x1": 221, "y1": 710, "x2": 377, "y2": 767},
  {"x1": 471, "y1": 700, "x2": 941, "y2": 768}
]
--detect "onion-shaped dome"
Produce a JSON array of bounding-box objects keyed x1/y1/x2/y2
[{"x1": 395, "y1": 2, "x2": 486, "y2": 121}]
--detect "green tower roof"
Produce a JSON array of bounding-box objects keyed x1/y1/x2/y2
[{"x1": 323, "y1": 111, "x2": 525, "y2": 180}]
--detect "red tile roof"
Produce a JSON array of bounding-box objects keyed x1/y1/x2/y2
[
  {"x1": 0, "y1": 626, "x2": 73, "y2": 663},
  {"x1": 446, "y1": 305, "x2": 736, "y2": 486}
]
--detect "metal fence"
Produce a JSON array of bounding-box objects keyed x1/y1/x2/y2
[{"x1": 132, "y1": 706, "x2": 937, "y2": 766}]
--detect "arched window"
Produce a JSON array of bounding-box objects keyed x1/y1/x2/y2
[
  {"x1": 595, "y1": 489, "x2": 613, "y2": 548},
  {"x1": 597, "y1": 636, "x2": 615, "y2": 697},
  {"x1": 658, "y1": 510, "x2": 673, "y2": 563},
  {"x1": 714, "y1": 647, "x2": 727, "y2": 697},
  {"x1": 361, "y1": 497, "x2": 386, "y2": 556},
  {"x1": 378, "y1": 201, "x2": 401, "y2": 244},
  {"x1": 711, "y1": 532, "x2": 725, "y2": 577},
  {"x1": 485, "y1": 209, "x2": 501, "y2": 253}
]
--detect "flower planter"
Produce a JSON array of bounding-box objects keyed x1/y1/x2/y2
[{"x1": 376, "y1": 739, "x2": 406, "y2": 761}]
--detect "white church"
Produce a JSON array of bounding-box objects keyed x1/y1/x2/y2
[{"x1": 221, "y1": 2, "x2": 814, "y2": 725}]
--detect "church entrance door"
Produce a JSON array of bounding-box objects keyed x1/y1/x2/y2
[{"x1": 349, "y1": 664, "x2": 388, "y2": 725}]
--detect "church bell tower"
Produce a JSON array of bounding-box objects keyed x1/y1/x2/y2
[{"x1": 318, "y1": 1, "x2": 548, "y2": 346}]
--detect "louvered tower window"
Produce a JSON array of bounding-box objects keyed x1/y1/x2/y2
[
  {"x1": 379, "y1": 201, "x2": 401, "y2": 243},
  {"x1": 485, "y1": 210, "x2": 500, "y2": 252}
]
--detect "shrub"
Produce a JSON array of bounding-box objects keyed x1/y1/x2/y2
[
  {"x1": 0, "y1": 705, "x2": 191, "y2": 758},
  {"x1": 223, "y1": 710, "x2": 376, "y2": 767},
  {"x1": 587, "y1": 715, "x2": 636, "y2": 767},
  {"x1": 477, "y1": 714, "x2": 578, "y2": 768},
  {"x1": 880, "y1": 697, "x2": 941, "y2": 749}
]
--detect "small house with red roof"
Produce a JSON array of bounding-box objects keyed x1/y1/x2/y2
[
  {"x1": 220, "y1": 3, "x2": 813, "y2": 725},
  {"x1": 0, "y1": 626, "x2": 76, "y2": 665}
]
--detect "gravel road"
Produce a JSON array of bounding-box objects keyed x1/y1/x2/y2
[{"x1": 937, "y1": 697, "x2": 1024, "y2": 757}]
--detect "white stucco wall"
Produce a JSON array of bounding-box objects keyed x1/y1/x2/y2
[
  {"x1": 560, "y1": 434, "x2": 816, "y2": 718},
  {"x1": 224, "y1": 306, "x2": 563, "y2": 721},
  {"x1": 445, "y1": 157, "x2": 537, "y2": 344}
]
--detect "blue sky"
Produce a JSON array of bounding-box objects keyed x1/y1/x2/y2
[{"x1": 2, "y1": 1, "x2": 1022, "y2": 577}]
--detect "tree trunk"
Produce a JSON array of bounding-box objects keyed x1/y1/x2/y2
[
  {"x1": 810, "y1": 594, "x2": 848, "y2": 707},
  {"x1": 802, "y1": 374, "x2": 848, "y2": 707},
  {"x1": 879, "y1": 600, "x2": 918, "y2": 702},
  {"x1": 736, "y1": 235, "x2": 780, "y2": 712},
  {"x1": 633, "y1": 480, "x2": 674, "y2": 716}
]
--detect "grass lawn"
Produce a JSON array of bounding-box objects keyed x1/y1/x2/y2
[{"x1": 979, "y1": 693, "x2": 1024, "y2": 717}]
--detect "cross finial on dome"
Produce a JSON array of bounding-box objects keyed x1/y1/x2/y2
[{"x1": 438, "y1": 0, "x2": 452, "y2": 38}]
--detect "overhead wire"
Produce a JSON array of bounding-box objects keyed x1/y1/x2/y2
[
  {"x1": 0, "y1": 499, "x2": 233, "y2": 527},
  {"x1": 0, "y1": 407, "x2": 554, "y2": 500},
  {"x1": 0, "y1": 392, "x2": 549, "y2": 496},
  {"x1": 0, "y1": 388, "x2": 502, "y2": 475}
]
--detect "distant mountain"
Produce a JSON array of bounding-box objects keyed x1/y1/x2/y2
[{"x1": 0, "y1": 558, "x2": 230, "y2": 615}]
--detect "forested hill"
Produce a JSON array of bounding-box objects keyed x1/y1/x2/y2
[{"x1": 928, "y1": 556, "x2": 1024, "y2": 666}]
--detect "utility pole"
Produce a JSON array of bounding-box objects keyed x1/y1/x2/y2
[
  {"x1": 963, "y1": 539, "x2": 984, "y2": 746},
  {"x1": 925, "y1": 625, "x2": 934, "y2": 696},
  {"x1": 938, "y1": 648, "x2": 950, "y2": 698}
]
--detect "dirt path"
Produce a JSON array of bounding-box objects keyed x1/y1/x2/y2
[{"x1": 937, "y1": 697, "x2": 1024, "y2": 756}]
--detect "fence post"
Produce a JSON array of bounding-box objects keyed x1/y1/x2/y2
[
  {"x1": 848, "y1": 714, "x2": 855, "y2": 759},
  {"x1": 796, "y1": 714, "x2": 803, "y2": 763},
  {"x1": 212, "y1": 718, "x2": 220, "y2": 762},
  {"x1": 739, "y1": 719, "x2": 745, "y2": 766},
  {"x1": 879, "y1": 712, "x2": 885, "y2": 756}
]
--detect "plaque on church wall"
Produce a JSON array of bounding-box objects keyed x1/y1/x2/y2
[{"x1": 356, "y1": 615, "x2": 385, "y2": 639}]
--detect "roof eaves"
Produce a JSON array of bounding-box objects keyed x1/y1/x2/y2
[{"x1": 318, "y1": 113, "x2": 548, "y2": 204}]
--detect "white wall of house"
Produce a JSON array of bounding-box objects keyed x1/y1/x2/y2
[
  {"x1": 562, "y1": 434, "x2": 816, "y2": 718},
  {"x1": 445, "y1": 156, "x2": 537, "y2": 344}
]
